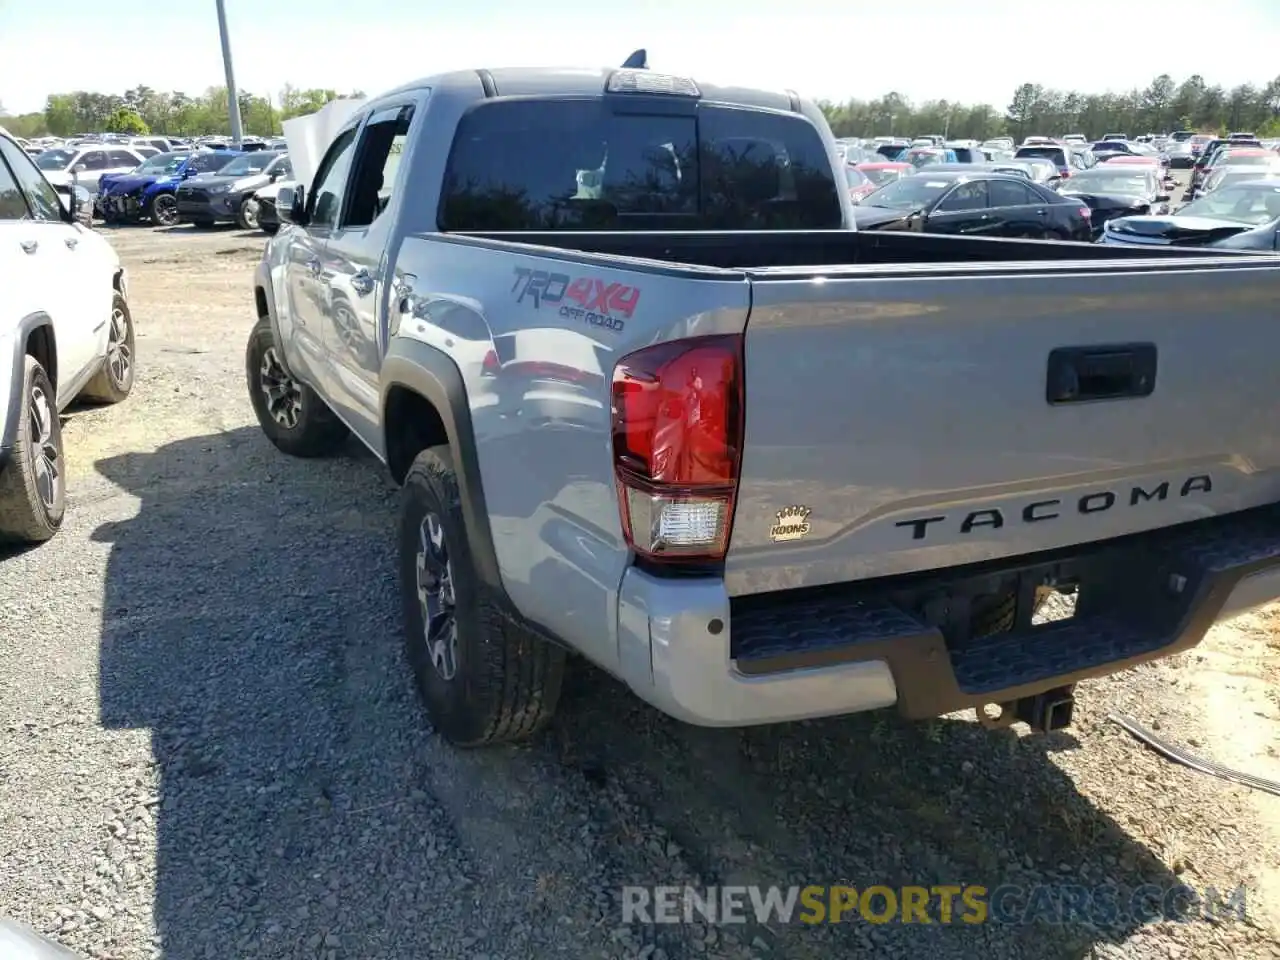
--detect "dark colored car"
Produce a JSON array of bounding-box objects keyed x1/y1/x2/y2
[
  {"x1": 1057, "y1": 167, "x2": 1171, "y2": 239},
  {"x1": 1101, "y1": 178, "x2": 1280, "y2": 248},
  {"x1": 97, "y1": 149, "x2": 238, "y2": 226},
  {"x1": 1212, "y1": 215, "x2": 1280, "y2": 251},
  {"x1": 175, "y1": 150, "x2": 292, "y2": 228},
  {"x1": 1189, "y1": 139, "x2": 1261, "y2": 192},
  {"x1": 852, "y1": 170, "x2": 1093, "y2": 241}
]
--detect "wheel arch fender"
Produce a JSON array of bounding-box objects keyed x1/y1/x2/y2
[
  {"x1": 380, "y1": 336, "x2": 503, "y2": 593},
  {"x1": 1, "y1": 312, "x2": 56, "y2": 462}
]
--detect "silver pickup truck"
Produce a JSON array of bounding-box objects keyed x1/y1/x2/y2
[{"x1": 248, "y1": 65, "x2": 1280, "y2": 748}]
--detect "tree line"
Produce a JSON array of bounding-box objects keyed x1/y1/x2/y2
[
  {"x1": 3, "y1": 72, "x2": 1278, "y2": 143},
  {"x1": 820, "y1": 74, "x2": 1280, "y2": 141},
  {"x1": 0, "y1": 84, "x2": 366, "y2": 139}
]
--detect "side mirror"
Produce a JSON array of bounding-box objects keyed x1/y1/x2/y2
[{"x1": 183, "y1": 166, "x2": 200, "y2": 179}]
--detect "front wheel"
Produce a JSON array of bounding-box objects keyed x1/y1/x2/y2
[
  {"x1": 149, "y1": 193, "x2": 178, "y2": 227},
  {"x1": 237, "y1": 196, "x2": 260, "y2": 230},
  {"x1": 400, "y1": 446, "x2": 566, "y2": 747},
  {"x1": 245, "y1": 316, "x2": 348, "y2": 457},
  {"x1": 0, "y1": 356, "x2": 66, "y2": 544}
]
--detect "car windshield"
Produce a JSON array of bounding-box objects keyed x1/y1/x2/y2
[
  {"x1": 1064, "y1": 171, "x2": 1153, "y2": 195},
  {"x1": 1217, "y1": 152, "x2": 1273, "y2": 167},
  {"x1": 217, "y1": 153, "x2": 277, "y2": 177},
  {"x1": 188, "y1": 151, "x2": 237, "y2": 174},
  {"x1": 135, "y1": 152, "x2": 189, "y2": 174},
  {"x1": 861, "y1": 166, "x2": 906, "y2": 185},
  {"x1": 1208, "y1": 171, "x2": 1280, "y2": 192},
  {"x1": 1179, "y1": 184, "x2": 1280, "y2": 224},
  {"x1": 36, "y1": 149, "x2": 75, "y2": 170},
  {"x1": 862, "y1": 175, "x2": 951, "y2": 210},
  {"x1": 905, "y1": 149, "x2": 946, "y2": 168}
]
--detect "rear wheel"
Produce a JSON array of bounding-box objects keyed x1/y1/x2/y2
[
  {"x1": 0, "y1": 356, "x2": 66, "y2": 544},
  {"x1": 400, "y1": 446, "x2": 565, "y2": 747},
  {"x1": 245, "y1": 316, "x2": 348, "y2": 457}
]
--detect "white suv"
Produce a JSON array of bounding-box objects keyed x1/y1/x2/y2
[{"x1": 0, "y1": 130, "x2": 136, "y2": 544}]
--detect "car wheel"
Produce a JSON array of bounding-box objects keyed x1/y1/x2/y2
[
  {"x1": 0, "y1": 356, "x2": 66, "y2": 544},
  {"x1": 400, "y1": 445, "x2": 566, "y2": 747},
  {"x1": 149, "y1": 193, "x2": 178, "y2": 227},
  {"x1": 81, "y1": 293, "x2": 136, "y2": 404},
  {"x1": 237, "y1": 196, "x2": 260, "y2": 230},
  {"x1": 244, "y1": 316, "x2": 348, "y2": 457}
]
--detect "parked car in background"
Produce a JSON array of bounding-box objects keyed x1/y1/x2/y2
[
  {"x1": 1058, "y1": 167, "x2": 1171, "y2": 239},
  {"x1": 903, "y1": 145, "x2": 956, "y2": 168},
  {"x1": 1200, "y1": 161, "x2": 1280, "y2": 197},
  {"x1": 98, "y1": 149, "x2": 238, "y2": 226},
  {"x1": 853, "y1": 161, "x2": 913, "y2": 192},
  {"x1": 175, "y1": 150, "x2": 292, "y2": 228},
  {"x1": 247, "y1": 178, "x2": 297, "y2": 234},
  {"x1": 1188, "y1": 146, "x2": 1276, "y2": 200},
  {"x1": 34, "y1": 144, "x2": 147, "y2": 200},
  {"x1": 1014, "y1": 143, "x2": 1074, "y2": 183},
  {"x1": 852, "y1": 170, "x2": 1092, "y2": 240},
  {"x1": 1101, "y1": 179, "x2": 1280, "y2": 248}
]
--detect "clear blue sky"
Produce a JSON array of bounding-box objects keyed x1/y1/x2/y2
[{"x1": 2, "y1": 0, "x2": 1278, "y2": 115}]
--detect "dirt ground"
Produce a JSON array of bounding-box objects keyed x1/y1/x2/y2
[{"x1": 1, "y1": 215, "x2": 1278, "y2": 960}]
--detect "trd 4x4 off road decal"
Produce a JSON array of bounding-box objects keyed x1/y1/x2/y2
[{"x1": 511, "y1": 266, "x2": 641, "y2": 332}]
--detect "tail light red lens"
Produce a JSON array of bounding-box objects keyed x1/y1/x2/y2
[
  {"x1": 1077, "y1": 206, "x2": 1092, "y2": 219},
  {"x1": 611, "y1": 334, "x2": 744, "y2": 562},
  {"x1": 481, "y1": 349, "x2": 500, "y2": 375}
]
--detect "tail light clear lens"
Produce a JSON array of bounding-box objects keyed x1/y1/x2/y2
[{"x1": 611, "y1": 335, "x2": 743, "y2": 562}]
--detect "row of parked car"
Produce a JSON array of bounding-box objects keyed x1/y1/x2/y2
[{"x1": 831, "y1": 132, "x2": 1280, "y2": 250}]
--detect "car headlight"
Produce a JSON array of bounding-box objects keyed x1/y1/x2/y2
[{"x1": 207, "y1": 183, "x2": 229, "y2": 195}]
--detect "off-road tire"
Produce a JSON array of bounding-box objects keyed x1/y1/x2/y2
[
  {"x1": 81, "y1": 293, "x2": 136, "y2": 404},
  {"x1": 0, "y1": 356, "x2": 66, "y2": 544},
  {"x1": 245, "y1": 316, "x2": 348, "y2": 457},
  {"x1": 400, "y1": 446, "x2": 565, "y2": 747}
]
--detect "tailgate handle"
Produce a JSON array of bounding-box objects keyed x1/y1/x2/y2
[{"x1": 1046, "y1": 343, "x2": 1157, "y2": 405}]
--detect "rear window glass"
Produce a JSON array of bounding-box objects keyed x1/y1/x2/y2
[
  {"x1": 1015, "y1": 146, "x2": 1066, "y2": 164},
  {"x1": 438, "y1": 99, "x2": 841, "y2": 231}
]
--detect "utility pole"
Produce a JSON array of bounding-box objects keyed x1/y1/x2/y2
[{"x1": 215, "y1": 0, "x2": 244, "y2": 146}]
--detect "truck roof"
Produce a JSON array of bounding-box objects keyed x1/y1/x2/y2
[{"x1": 377, "y1": 67, "x2": 804, "y2": 116}]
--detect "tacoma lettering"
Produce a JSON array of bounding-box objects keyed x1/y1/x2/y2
[{"x1": 895, "y1": 475, "x2": 1213, "y2": 541}]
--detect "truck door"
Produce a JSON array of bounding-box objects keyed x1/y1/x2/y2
[
  {"x1": 322, "y1": 99, "x2": 421, "y2": 453},
  {"x1": 283, "y1": 122, "x2": 362, "y2": 395}
]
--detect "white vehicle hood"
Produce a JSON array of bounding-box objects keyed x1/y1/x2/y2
[{"x1": 281, "y1": 98, "x2": 367, "y2": 192}]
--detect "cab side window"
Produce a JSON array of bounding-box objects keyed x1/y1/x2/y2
[
  {"x1": 341, "y1": 103, "x2": 416, "y2": 230},
  {"x1": 80, "y1": 151, "x2": 109, "y2": 171},
  {"x1": 309, "y1": 126, "x2": 360, "y2": 230},
  {"x1": 988, "y1": 179, "x2": 1035, "y2": 207},
  {"x1": 0, "y1": 152, "x2": 32, "y2": 220},
  {"x1": 0, "y1": 138, "x2": 61, "y2": 220}
]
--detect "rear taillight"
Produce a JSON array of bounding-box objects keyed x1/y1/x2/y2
[
  {"x1": 611, "y1": 335, "x2": 743, "y2": 563},
  {"x1": 481, "y1": 349, "x2": 500, "y2": 375},
  {"x1": 1078, "y1": 207, "x2": 1092, "y2": 219},
  {"x1": 1060, "y1": 168, "x2": 1070, "y2": 178}
]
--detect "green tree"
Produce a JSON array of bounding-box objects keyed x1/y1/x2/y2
[{"x1": 105, "y1": 107, "x2": 149, "y2": 135}]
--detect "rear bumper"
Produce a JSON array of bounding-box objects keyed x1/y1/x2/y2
[{"x1": 615, "y1": 506, "x2": 1280, "y2": 726}]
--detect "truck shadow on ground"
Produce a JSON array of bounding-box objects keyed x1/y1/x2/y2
[{"x1": 91, "y1": 427, "x2": 1184, "y2": 960}]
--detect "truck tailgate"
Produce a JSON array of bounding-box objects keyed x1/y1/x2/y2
[{"x1": 726, "y1": 258, "x2": 1280, "y2": 596}]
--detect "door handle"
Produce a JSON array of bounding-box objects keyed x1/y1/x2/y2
[
  {"x1": 65, "y1": 237, "x2": 79, "y2": 250},
  {"x1": 350, "y1": 268, "x2": 374, "y2": 296},
  {"x1": 19, "y1": 240, "x2": 38, "y2": 254},
  {"x1": 1036, "y1": 209, "x2": 1047, "y2": 215},
  {"x1": 1047, "y1": 343, "x2": 1157, "y2": 404},
  {"x1": 306, "y1": 256, "x2": 322, "y2": 276}
]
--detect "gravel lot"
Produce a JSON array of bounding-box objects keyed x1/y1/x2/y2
[{"x1": 2, "y1": 178, "x2": 1279, "y2": 960}]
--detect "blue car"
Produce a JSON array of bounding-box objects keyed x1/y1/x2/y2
[{"x1": 97, "y1": 149, "x2": 240, "y2": 226}]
